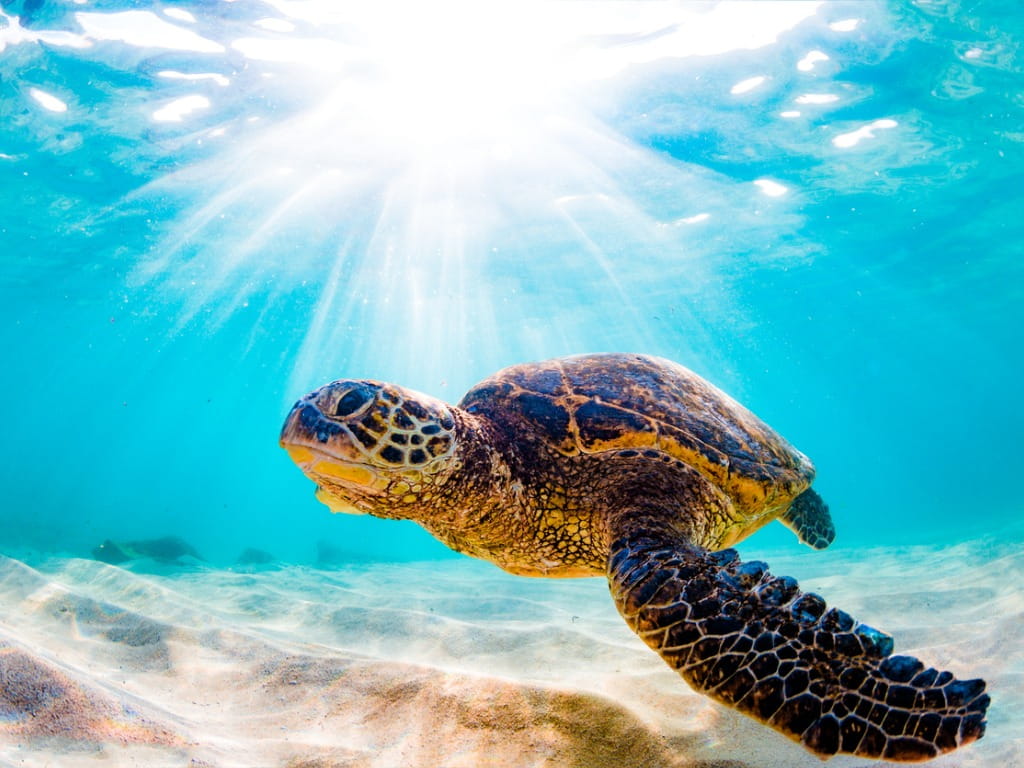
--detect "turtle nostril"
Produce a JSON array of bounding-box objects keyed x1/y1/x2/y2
[{"x1": 335, "y1": 385, "x2": 374, "y2": 418}]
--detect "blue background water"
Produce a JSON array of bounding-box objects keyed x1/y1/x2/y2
[{"x1": 1, "y1": 0, "x2": 1021, "y2": 566}]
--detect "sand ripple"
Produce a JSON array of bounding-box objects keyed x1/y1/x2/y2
[{"x1": 0, "y1": 541, "x2": 1020, "y2": 768}]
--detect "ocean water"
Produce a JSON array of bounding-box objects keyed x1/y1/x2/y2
[
  {"x1": 2, "y1": 0, "x2": 1021, "y2": 564},
  {"x1": 0, "y1": 2, "x2": 1022, "y2": 765}
]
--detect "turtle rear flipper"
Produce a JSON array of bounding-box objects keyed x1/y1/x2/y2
[
  {"x1": 779, "y1": 488, "x2": 835, "y2": 550},
  {"x1": 607, "y1": 523, "x2": 988, "y2": 761}
]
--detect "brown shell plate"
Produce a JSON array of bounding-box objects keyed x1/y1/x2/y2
[{"x1": 459, "y1": 353, "x2": 815, "y2": 514}]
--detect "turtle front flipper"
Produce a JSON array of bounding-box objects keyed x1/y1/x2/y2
[
  {"x1": 780, "y1": 488, "x2": 836, "y2": 550},
  {"x1": 607, "y1": 524, "x2": 988, "y2": 762}
]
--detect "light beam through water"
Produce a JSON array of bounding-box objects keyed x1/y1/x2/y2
[{"x1": 114, "y1": 0, "x2": 827, "y2": 394}]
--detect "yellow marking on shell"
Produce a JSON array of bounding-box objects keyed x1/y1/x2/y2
[
  {"x1": 285, "y1": 446, "x2": 314, "y2": 464},
  {"x1": 315, "y1": 486, "x2": 366, "y2": 515},
  {"x1": 580, "y1": 432, "x2": 657, "y2": 455},
  {"x1": 313, "y1": 460, "x2": 376, "y2": 487},
  {"x1": 402, "y1": 493, "x2": 418, "y2": 504}
]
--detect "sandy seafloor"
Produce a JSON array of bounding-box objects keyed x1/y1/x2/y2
[{"x1": 1, "y1": 540, "x2": 1021, "y2": 768}]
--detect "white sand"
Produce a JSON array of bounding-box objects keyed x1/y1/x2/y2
[{"x1": 0, "y1": 540, "x2": 1020, "y2": 768}]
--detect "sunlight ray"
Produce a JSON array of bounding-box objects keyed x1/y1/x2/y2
[
  {"x1": 129, "y1": 173, "x2": 267, "y2": 284},
  {"x1": 286, "y1": 234, "x2": 362, "y2": 400},
  {"x1": 116, "y1": 0, "x2": 827, "y2": 388}
]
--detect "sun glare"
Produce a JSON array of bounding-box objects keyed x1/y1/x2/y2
[
  {"x1": 226, "y1": 0, "x2": 826, "y2": 161},
  {"x1": 340, "y1": 3, "x2": 571, "y2": 150},
  {"x1": 116, "y1": 0, "x2": 828, "y2": 391}
]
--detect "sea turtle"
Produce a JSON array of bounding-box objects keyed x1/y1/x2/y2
[{"x1": 279, "y1": 353, "x2": 988, "y2": 761}]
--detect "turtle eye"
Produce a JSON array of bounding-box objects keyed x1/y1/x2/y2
[{"x1": 334, "y1": 385, "x2": 374, "y2": 418}]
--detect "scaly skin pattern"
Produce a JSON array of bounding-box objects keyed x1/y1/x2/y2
[
  {"x1": 280, "y1": 353, "x2": 989, "y2": 762},
  {"x1": 608, "y1": 519, "x2": 989, "y2": 761},
  {"x1": 779, "y1": 488, "x2": 836, "y2": 551}
]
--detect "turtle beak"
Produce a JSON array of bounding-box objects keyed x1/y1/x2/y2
[
  {"x1": 280, "y1": 400, "x2": 389, "y2": 495},
  {"x1": 279, "y1": 398, "x2": 363, "y2": 463},
  {"x1": 282, "y1": 444, "x2": 315, "y2": 466}
]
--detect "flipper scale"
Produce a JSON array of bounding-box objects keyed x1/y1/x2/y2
[
  {"x1": 781, "y1": 488, "x2": 836, "y2": 550},
  {"x1": 608, "y1": 530, "x2": 989, "y2": 762}
]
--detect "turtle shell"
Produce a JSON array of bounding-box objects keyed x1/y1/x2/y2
[{"x1": 459, "y1": 353, "x2": 814, "y2": 515}]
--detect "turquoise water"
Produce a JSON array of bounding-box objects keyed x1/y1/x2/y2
[{"x1": 2, "y1": 0, "x2": 1021, "y2": 567}]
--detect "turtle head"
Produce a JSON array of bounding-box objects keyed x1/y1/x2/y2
[{"x1": 279, "y1": 379, "x2": 461, "y2": 518}]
